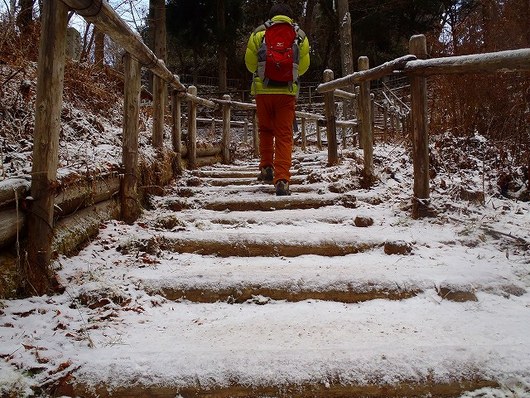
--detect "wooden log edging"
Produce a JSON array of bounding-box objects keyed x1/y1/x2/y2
[
  {"x1": 56, "y1": 378, "x2": 498, "y2": 398},
  {"x1": 0, "y1": 209, "x2": 24, "y2": 248},
  {"x1": 52, "y1": 198, "x2": 120, "y2": 256},
  {"x1": 0, "y1": 179, "x2": 30, "y2": 208},
  {"x1": 55, "y1": 173, "x2": 121, "y2": 218}
]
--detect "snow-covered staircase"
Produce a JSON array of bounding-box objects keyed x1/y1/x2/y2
[{"x1": 1, "y1": 150, "x2": 529, "y2": 397}]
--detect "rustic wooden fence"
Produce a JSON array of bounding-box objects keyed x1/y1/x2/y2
[{"x1": 317, "y1": 34, "x2": 530, "y2": 218}]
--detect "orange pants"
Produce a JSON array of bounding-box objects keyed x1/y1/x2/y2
[{"x1": 255, "y1": 94, "x2": 296, "y2": 183}]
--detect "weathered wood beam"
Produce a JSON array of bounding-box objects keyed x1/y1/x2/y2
[
  {"x1": 295, "y1": 110, "x2": 324, "y2": 120},
  {"x1": 121, "y1": 53, "x2": 141, "y2": 224},
  {"x1": 52, "y1": 199, "x2": 120, "y2": 256},
  {"x1": 404, "y1": 48, "x2": 530, "y2": 75},
  {"x1": 221, "y1": 94, "x2": 231, "y2": 164},
  {"x1": 26, "y1": 0, "x2": 68, "y2": 294},
  {"x1": 171, "y1": 90, "x2": 183, "y2": 175},
  {"x1": 55, "y1": 173, "x2": 120, "y2": 218},
  {"x1": 409, "y1": 35, "x2": 431, "y2": 219},
  {"x1": 0, "y1": 209, "x2": 24, "y2": 248},
  {"x1": 0, "y1": 179, "x2": 30, "y2": 208},
  {"x1": 323, "y1": 69, "x2": 338, "y2": 166},
  {"x1": 334, "y1": 89, "x2": 356, "y2": 99},
  {"x1": 212, "y1": 98, "x2": 256, "y2": 110},
  {"x1": 317, "y1": 55, "x2": 416, "y2": 93},
  {"x1": 187, "y1": 86, "x2": 198, "y2": 169},
  {"x1": 358, "y1": 56, "x2": 373, "y2": 185},
  {"x1": 180, "y1": 91, "x2": 216, "y2": 108}
]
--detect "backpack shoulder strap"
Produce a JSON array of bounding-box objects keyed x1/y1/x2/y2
[
  {"x1": 253, "y1": 19, "x2": 273, "y2": 34},
  {"x1": 293, "y1": 24, "x2": 306, "y2": 44}
]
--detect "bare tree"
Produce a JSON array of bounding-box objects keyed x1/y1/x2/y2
[
  {"x1": 16, "y1": 0, "x2": 34, "y2": 33},
  {"x1": 217, "y1": 0, "x2": 227, "y2": 92}
]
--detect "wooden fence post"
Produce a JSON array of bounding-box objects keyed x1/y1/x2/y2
[
  {"x1": 323, "y1": 69, "x2": 338, "y2": 165},
  {"x1": 187, "y1": 85, "x2": 197, "y2": 169},
  {"x1": 171, "y1": 87, "x2": 183, "y2": 174},
  {"x1": 26, "y1": 0, "x2": 68, "y2": 295},
  {"x1": 316, "y1": 121, "x2": 322, "y2": 150},
  {"x1": 383, "y1": 105, "x2": 388, "y2": 141},
  {"x1": 353, "y1": 85, "x2": 360, "y2": 147},
  {"x1": 370, "y1": 93, "x2": 375, "y2": 132},
  {"x1": 252, "y1": 101, "x2": 259, "y2": 157},
  {"x1": 409, "y1": 34, "x2": 431, "y2": 218},
  {"x1": 243, "y1": 119, "x2": 249, "y2": 143},
  {"x1": 121, "y1": 53, "x2": 141, "y2": 224},
  {"x1": 358, "y1": 56, "x2": 373, "y2": 186},
  {"x1": 221, "y1": 94, "x2": 231, "y2": 164},
  {"x1": 301, "y1": 117, "x2": 307, "y2": 151},
  {"x1": 152, "y1": 66, "x2": 166, "y2": 149}
]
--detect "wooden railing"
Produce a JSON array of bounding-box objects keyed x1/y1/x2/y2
[{"x1": 317, "y1": 34, "x2": 530, "y2": 218}]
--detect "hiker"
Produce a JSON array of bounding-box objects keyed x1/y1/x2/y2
[{"x1": 244, "y1": 3, "x2": 310, "y2": 196}]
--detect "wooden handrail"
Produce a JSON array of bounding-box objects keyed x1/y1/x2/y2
[
  {"x1": 316, "y1": 55, "x2": 416, "y2": 93},
  {"x1": 179, "y1": 90, "x2": 217, "y2": 108},
  {"x1": 404, "y1": 48, "x2": 530, "y2": 76},
  {"x1": 212, "y1": 98, "x2": 256, "y2": 110},
  {"x1": 296, "y1": 110, "x2": 324, "y2": 120}
]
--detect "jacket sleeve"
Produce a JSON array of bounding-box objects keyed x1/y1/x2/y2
[
  {"x1": 245, "y1": 33, "x2": 259, "y2": 73},
  {"x1": 298, "y1": 36, "x2": 310, "y2": 77}
]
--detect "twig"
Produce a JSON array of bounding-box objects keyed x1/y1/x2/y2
[
  {"x1": 480, "y1": 226, "x2": 529, "y2": 247},
  {"x1": 64, "y1": 288, "x2": 96, "y2": 348}
]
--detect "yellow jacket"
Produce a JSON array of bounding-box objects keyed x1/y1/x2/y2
[{"x1": 245, "y1": 15, "x2": 310, "y2": 96}]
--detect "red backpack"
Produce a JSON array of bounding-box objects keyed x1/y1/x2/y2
[{"x1": 256, "y1": 20, "x2": 304, "y2": 89}]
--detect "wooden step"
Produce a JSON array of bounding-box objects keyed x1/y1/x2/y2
[
  {"x1": 154, "y1": 232, "x2": 377, "y2": 257},
  {"x1": 164, "y1": 192, "x2": 355, "y2": 212},
  {"x1": 199, "y1": 174, "x2": 308, "y2": 186},
  {"x1": 58, "y1": 379, "x2": 497, "y2": 397}
]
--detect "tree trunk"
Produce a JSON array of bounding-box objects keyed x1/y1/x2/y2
[
  {"x1": 337, "y1": 0, "x2": 355, "y2": 146},
  {"x1": 16, "y1": 0, "x2": 34, "y2": 34},
  {"x1": 337, "y1": 0, "x2": 354, "y2": 77},
  {"x1": 217, "y1": 0, "x2": 227, "y2": 92},
  {"x1": 301, "y1": 0, "x2": 316, "y2": 35}
]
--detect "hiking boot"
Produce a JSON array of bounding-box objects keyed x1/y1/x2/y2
[
  {"x1": 257, "y1": 166, "x2": 274, "y2": 184},
  {"x1": 275, "y1": 179, "x2": 291, "y2": 196}
]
